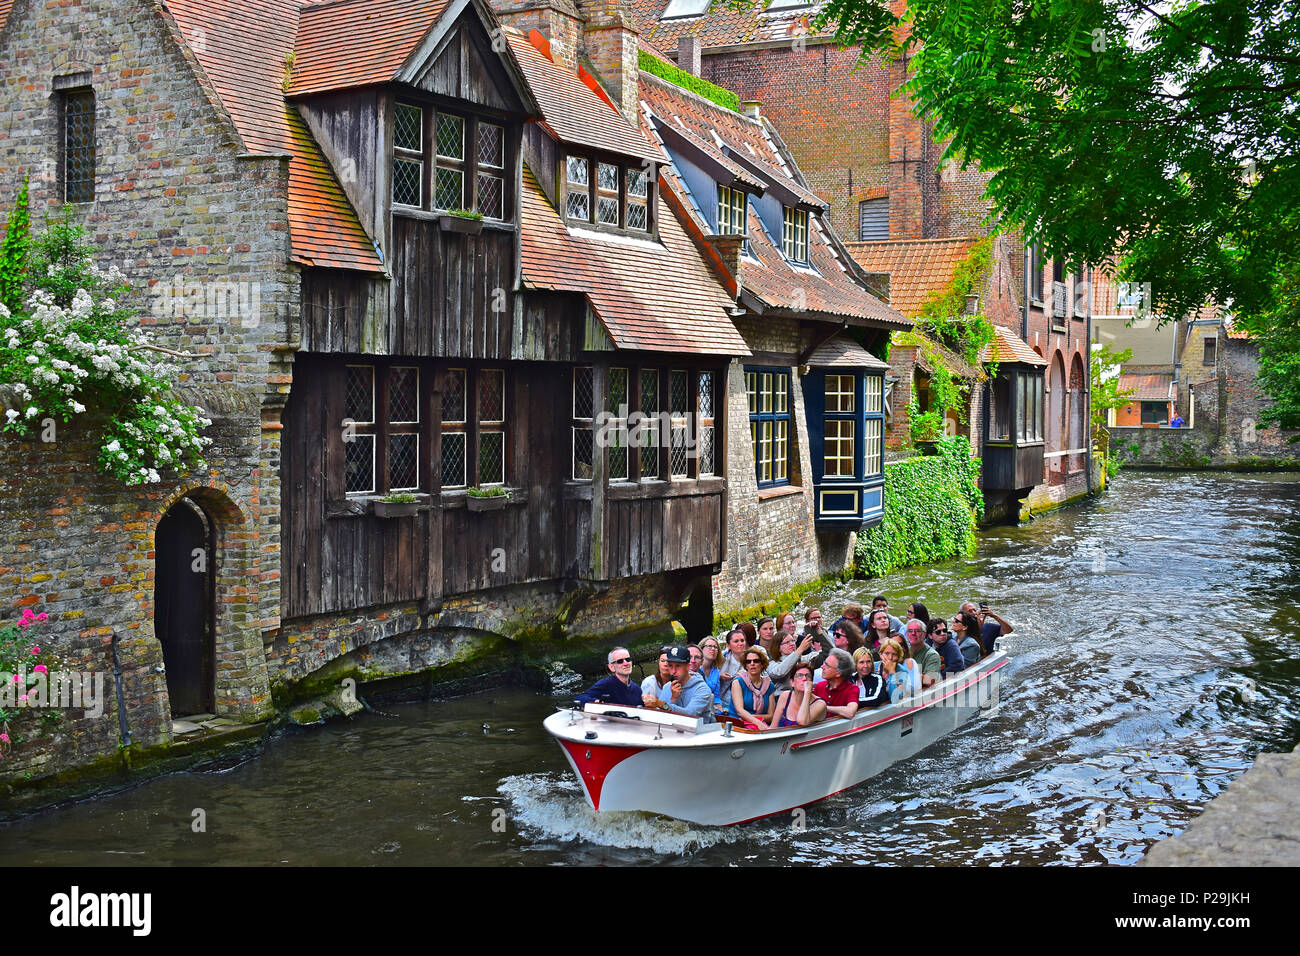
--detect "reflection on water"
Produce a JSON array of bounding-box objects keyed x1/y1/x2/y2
[{"x1": 4, "y1": 471, "x2": 1298, "y2": 865}]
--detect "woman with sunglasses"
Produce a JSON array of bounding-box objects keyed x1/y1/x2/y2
[
  {"x1": 951, "y1": 611, "x2": 983, "y2": 667},
  {"x1": 768, "y1": 663, "x2": 827, "y2": 728},
  {"x1": 729, "y1": 646, "x2": 777, "y2": 730},
  {"x1": 697, "y1": 636, "x2": 724, "y2": 712},
  {"x1": 878, "y1": 638, "x2": 918, "y2": 703}
]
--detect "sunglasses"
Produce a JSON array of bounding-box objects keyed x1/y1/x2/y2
[
  {"x1": 611, "y1": 657, "x2": 632, "y2": 664},
  {"x1": 745, "y1": 658, "x2": 763, "y2": 665}
]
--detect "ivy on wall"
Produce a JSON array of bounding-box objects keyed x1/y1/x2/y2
[{"x1": 854, "y1": 436, "x2": 984, "y2": 577}]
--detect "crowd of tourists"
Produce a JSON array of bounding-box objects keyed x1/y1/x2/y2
[{"x1": 574, "y1": 596, "x2": 1014, "y2": 730}]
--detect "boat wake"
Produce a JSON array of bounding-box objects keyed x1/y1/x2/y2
[{"x1": 497, "y1": 772, "x2": 740, "y2": 853}]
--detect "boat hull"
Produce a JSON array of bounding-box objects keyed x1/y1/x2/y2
[{"x1": 546, "y1": 653, "x2": 1008, "y2": 826}]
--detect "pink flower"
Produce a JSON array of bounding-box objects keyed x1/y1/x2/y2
[
  {"x1": 18, "y1": 695, "x2": 27, "y2": 703},
  {"x1": 19, "y1": 608, "x2": 33, "y2": 620},
  {"x1": 30, "y1": 646, "x2": 40, "y2": 655},
  {"x1": 0, "y1": 733, "x2": 10, "y2": 743},
  {"x1": 35, "y1": 612, "x2": 48, "y2": 621},
  {"x1": 17, "y1": 619, "x2": 28, "y2": 629},
  {"x1": 10, "y1": 674, "x2": 18, "y2": 683},
  {"x1": 33, "y1": 664, "x2": 47, "y2": 674}
]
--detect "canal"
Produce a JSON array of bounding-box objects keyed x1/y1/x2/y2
[{"x1": 5, "y1": 470, "x2": 1298, "y2": 865}]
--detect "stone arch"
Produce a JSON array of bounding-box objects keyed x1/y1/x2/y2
[
  {"x1": 1069, "y1": 352, "x2": 1086, "y2": 473},
  {"x1": 1047, "y1": 352, "x2": 1067, "y2": 484},
  {"x1": 152, "y1": 484, "x2": 272, "y2": 722}
]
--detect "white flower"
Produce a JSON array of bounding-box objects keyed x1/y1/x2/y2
[
  {"x1": 25, "y1": 406, "x2": 38, "y2": 418},
  {"x1": 4, "y1": 409, "x2": 18, "y2": 421},
  {"x1": 25, "y1": 354, "x2": 38, "y2": 364},
  {"x1": 106, "y1": 439, "x2": 120, "y2": 452},
  {"x1": 70, "y1": 401, "x2": 86, "y2": 413}
]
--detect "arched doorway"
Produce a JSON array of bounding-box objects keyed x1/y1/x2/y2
[
  {"x1": 1048, "y1": 353, "x2": 1066, "y2": 484},
  {"x1": 1069, "y1": 354, "x2": 1086, "y2": 473},
  {"x1": 155, "y1": 498, "x2": 215, "y2": 715}
]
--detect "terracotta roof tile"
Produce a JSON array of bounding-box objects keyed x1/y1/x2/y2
[
  {"x1": 289, "y1": 0, "x2": 453, "y2": 95},
  {"x1": 629, "y1": 0, "x2": 835, "y2": 51},
  {"x1": 1118, "y1": 372, "x2": 1174, "y2": 401},
  {"x1": 508, "y1": 31, "x2": 664, "y2": 162},
  {"x1": 165, "y1": 0, "x2": 383, "y2": 272},
  {"x1": 0, "y1": 1, "x2": 14, "y2": 36},
  {"x1": 640, "y1": 73, "x2": 905, "y2": 327},
  {"x1": 845, "y1": 237, "x2": 980, "y2": 318},
  {"x1": 805, "y1": 334, "x2": 888, "y2": 370},
  {"x1": 520, "y1": 167, "x2": 748, "y2": 356},
  {"x1": 982, "y1": 325, "x2": 1047, "y2": 367}
]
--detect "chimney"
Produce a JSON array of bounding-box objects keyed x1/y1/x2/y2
[
  {"x1": 576, "y1": 1, "x2": 641, "y2": 123},
  {"x1": 741, "y1": 101, "x2": 761, "y2": 120},
  {"x1": 490, "y1": 0, "x2": 583, "y2": 71},
  {"x1": 887, "y1": 0, "x2": 923, "y2": 239},
  {"x1": 677, "y1": 34, "x2": 701, "y2": 76}
]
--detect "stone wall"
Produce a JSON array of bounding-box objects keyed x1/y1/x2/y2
[
  {"x1": 0, "y1": 0, "x2": 288, "y2": 785},
  {"x1": 1112, "y1": 332, "x2": 1300, "y2": 468}
]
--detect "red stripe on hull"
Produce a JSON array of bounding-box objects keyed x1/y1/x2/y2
[{"x1": 558, "y1": 740, "x2": 646, "y2": 811}]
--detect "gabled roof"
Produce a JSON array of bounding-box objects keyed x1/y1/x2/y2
[
  {"x1": 289, "y1": 0, "x2": 454, "y2": 95},
  {"x1": 640, "y1": 72, "x2": 906, "y2": 328},
  {"x1": 508, "y1": 30, "x2": 664, "y2": 162},
  {"x1": 983, "y1": 325, "x2": 1047, "y2": 367},
  {"x1": 845, "y1": 237, "x2": 982, "y2": 318},
  {"x1": 1118, "y1": 372, "x2": 1174, "y2": 402},
  {"x1": 805, "y1": 335, "x2": 889, "y2": 370},
  {"x1": 164, "y1": 0, "x2": 383, "y2": 272},
  {"x1": 629, "y1": 0, "x2": 835, "y2": 51},
  {"x1": 520, "y1": 168, "x2": 748, "y2": 356}
]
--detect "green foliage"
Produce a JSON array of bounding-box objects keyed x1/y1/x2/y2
[
  {"x1": 0, "y1": 610, "x2": 67, "y2": 756},
  {"x1": 1157, "y1": 437, "x2": 1212, "y2": 469},
  {"x1": 906, "y1": 398, "x2": 944, "y2": 442},
  {"x1": 0, "y1": 199, "x2": 212, "y2": 485},
  {"x1": 1090, "y1": 342, "x2": 1134, "y2": 434},
  {"x1": 815, "y1": 0, "x2": 1300, "y2": 426},
  {"x1": 0, "y1": 177, "x2": 30, "y2": 316},
  {"x1": 854, "y1": 435, "x2": 983, "y2": 577},
  {"x1": 638, "y1": 50, "x2": 741, "y2": 112},
  {"x1": 378, "y1": 492, "x2": 418, "y2": 503},
  {"x1": 448, "y1": 209, "x2": 484, "y2": 221},
  {"x1": 466, "y1": 485, "x2": 507, "y2": 497}
]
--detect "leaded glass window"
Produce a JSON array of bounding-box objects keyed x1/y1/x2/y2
[
  {"x1": 435, "y1": 113, "x2": 465, "y2": 210},
  {"x1": 61, "y1": 89, "x2": 95, "y2": 204}
]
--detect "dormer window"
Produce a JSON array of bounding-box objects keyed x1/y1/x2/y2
[
  {"x1": 627, "y1": 169, "x2": 648, "y2": 230},
  {"x1": 563, "y1": 153, "x2": 655, "y2": 234},
  {"x1": 566, "y1": 157, "x2": 590, "y2": 219},
  {"x1": 393, "y1": 101, "x2": 510, "y2": 219},
  {"x1": 783, "y1": 207, "x2": 808, "y2": 262},
  {"x1": 717, "y1": 185, "x2": 746, "y2": 235}
]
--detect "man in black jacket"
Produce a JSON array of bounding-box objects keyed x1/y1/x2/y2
[{"x1": 574, "y1": 647, "x2": 643, "y2": 707}]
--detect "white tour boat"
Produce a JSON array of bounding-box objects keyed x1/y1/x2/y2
[{"x1": 544, "y1": 647, "x2": 1009, "y2": 826}]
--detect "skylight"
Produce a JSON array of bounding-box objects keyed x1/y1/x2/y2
[
  {"x1": 662, "y1": 0, "x2": 711, "y2": 19},
  {"x1": 764, "y1": 0, "x2": 813, "y2": 10}
]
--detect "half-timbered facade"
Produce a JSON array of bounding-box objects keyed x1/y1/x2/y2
[{"x1": 635, "y1": 64, "x2": 908, "y2": 612}]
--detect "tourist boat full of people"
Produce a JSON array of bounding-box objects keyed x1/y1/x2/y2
[{"x1": 544, "y1": 640, "x2": 1010, "y2": 826}]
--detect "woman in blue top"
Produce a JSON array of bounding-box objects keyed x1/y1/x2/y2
[
  {"x1": 697, "y1": 636, "x2": 724, "y2": 713},
  {"x1": 729, "y1": 646, "x2": 777, "y2": 730},
  {"x1": 878, "y1": 639, "x2": 918, "y2": 702}
]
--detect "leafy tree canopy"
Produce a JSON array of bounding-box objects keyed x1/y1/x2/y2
[{"x1": 810, "y1": 0, "x2": 1300, "y2": 424}]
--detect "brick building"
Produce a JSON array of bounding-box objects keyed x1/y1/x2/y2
[{"x1": 629, "y1": 0, "x2": 1096, "y2": 520}]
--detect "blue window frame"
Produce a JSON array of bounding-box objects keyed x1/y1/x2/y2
[{"x1": 745, "y1": 366, "x2": 791, "y2": 487}]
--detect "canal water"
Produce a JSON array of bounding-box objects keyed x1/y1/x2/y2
[{"x1": 5, "y1": 471, "x2": 1297, "y2": 865}]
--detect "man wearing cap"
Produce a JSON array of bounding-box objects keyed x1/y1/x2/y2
[
  {"x1": 643, "y1": 645, "x2": 715, "y2": 722},
  {"x1": 575, "y1": 647, "x2": 644, "y2": 707}
]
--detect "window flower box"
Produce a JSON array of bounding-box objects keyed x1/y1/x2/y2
[
  {"x1": 465, "y1": 487, "x2": 510, "y2": 511},
  {"x1": 439, "y1": 211, "x2": 484, "y2": 235},
  {"x1": 373, "y1": 495, "x2": 420, "y2": 518}
]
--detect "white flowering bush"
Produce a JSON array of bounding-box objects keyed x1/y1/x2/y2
[{"x1": 0, "y1": 195, "x2": 211, "y2": 485}]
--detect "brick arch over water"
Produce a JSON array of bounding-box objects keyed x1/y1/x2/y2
[{"x1": 152, "y1": 484, "x2": 272, "y2": 722}]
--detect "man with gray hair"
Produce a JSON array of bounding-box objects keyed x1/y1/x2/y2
[
  {"x1": 574, "y1": 646, "x2": 643, "y2": 707},
  {"x1": 812, "y1": 648, "x2": 859, "y2": 720}
]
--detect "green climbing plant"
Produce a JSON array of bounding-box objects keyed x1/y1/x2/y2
[{"x1": 854, "y1": 435, "x2": 983, "y2": 577}]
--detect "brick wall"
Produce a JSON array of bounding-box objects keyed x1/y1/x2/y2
[{"x1": 0, "y1": 0, "x2": 289, "y2": 783}]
